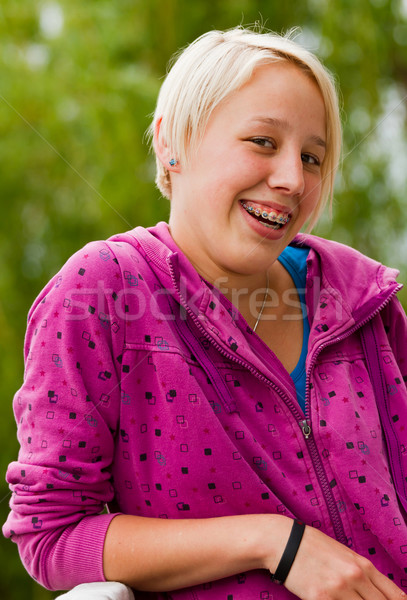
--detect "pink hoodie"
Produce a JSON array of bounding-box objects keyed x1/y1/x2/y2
[{"x1": 3, "y1": 222, "x2": 407, "y2": 598}]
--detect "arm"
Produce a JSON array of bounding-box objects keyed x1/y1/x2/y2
[
  {"x1": 103, "y1": 512, "x2": 290, "y2": 591},
  {"x1": 104, "y1": 513, "x2": 406, "y2": 599},
  {"x1": 3, "y1": 241, "x2": 125, "y2": 590}
]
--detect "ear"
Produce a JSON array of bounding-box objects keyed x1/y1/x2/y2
[{"x1": 154, "y1": 117, "x2": 181, "y2": 173}]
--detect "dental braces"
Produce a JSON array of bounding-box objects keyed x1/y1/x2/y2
[{"x1": 242, "y1": 202, "x2": 291, "y2": 225}]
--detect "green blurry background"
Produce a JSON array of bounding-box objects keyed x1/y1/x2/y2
[{"x1": 1, "y1": 1, "x2": 407, "y2": 598}]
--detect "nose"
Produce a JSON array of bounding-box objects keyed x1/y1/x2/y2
[{"x1": 266, "y1": 149, "x2": 305, "y2": 197}]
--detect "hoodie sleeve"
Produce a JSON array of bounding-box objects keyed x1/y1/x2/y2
[{"x1": 2, "y1": 241, "x2": 126, "y2": 590}]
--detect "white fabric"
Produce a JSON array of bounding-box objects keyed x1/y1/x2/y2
[{"x1": 55, "y1": 582, "x2": 135, "y2": 600}]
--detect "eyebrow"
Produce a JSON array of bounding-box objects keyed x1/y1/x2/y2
[{"x1": 251, "y1": 116, "x2": 327, "y2": 149}]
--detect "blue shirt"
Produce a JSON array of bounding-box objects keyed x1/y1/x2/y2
[{"x1": 277, "y1": 245, "x2": 310, "y2": 413}]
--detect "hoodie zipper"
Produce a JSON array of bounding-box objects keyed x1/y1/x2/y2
[
  {"x1": 168, "y1": 260, "x2": 402, "y2": 546},
  {"x1": 168, "y1": 263, "x2": 344, "y2": 542}
]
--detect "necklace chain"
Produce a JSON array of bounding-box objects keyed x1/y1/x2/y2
[{"x1": 253, "y1": 272, "x2": 270, "y2": 333}]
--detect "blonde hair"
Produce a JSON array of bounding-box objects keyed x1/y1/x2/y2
[{"x1": 149, "y1": 27, "x2": 342, "y2": 230}]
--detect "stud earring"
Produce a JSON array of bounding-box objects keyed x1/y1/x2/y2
[{"x1": 169, "y1": 158, "x2": 178, "y2": 166}]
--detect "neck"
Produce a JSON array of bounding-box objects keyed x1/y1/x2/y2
[
  {"x1": 219, "y1": 261, "x2": 294, "y2": 330},
  {"x1": 167, "y1": 221, "x2": 288, "y2": 320}
]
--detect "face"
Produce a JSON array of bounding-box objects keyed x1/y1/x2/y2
[{"x1": 167, "y1": 62, "x2": 327, "y2": 286}]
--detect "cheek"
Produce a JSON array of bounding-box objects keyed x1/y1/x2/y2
[
  {"x1": 297, "y1": 176, "x2": 322, "y2": 220},
  {"x1": 224, "y1": 158, "x2": 265, "y2": 190},
  {"x1": 208, "y1": 162, "x2": 252, "y2": 195},
  {"x1": 305, "y1": 174, "x2": 322, "y2": 202}
]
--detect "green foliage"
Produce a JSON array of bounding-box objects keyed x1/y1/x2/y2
[{"x1": 1, "y1": 1, "x2": 407, "y2": 597}]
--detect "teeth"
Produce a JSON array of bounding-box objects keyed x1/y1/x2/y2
[
  {"x1": 260, "y1": 221, "x2": 280, "y2": 229},
  {"x1": 242, "y1": 202, "x2": 290, "y2": 225}
]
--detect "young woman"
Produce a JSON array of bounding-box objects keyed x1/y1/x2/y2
[{"x1": 4, "y1": 27, "x2": 407, "y2": 600}]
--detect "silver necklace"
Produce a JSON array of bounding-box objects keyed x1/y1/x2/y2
[{"x1": 253, "y1": 272, "x2": 270, "y2": 333}]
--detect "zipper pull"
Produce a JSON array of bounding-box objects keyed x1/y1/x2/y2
[{"x1": 299, "y1": 419, "x2": 312, "y2": 439}]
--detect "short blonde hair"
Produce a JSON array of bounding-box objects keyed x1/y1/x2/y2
[{"x1": 149, "y1": 27, "x2": 342, "y2": 230}]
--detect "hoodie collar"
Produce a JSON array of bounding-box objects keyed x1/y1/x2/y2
[
  {"x1": 122, "y1": 223, "x2": 401, "y2": 386},
  {"x1": 293, "y1": 232, "x2": 401, "y2": 353},
  {"x1": 122, "y1": 223, "x2": 295, "y2": 396},
  {"x1": 131, "y1": 223, "x2": 401, "y2": 322}
]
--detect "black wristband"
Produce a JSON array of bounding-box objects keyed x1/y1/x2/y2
[{"x1": 271, "y1": 519, "x2": 305, "y2": 585}]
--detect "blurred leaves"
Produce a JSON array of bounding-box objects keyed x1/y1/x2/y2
[{"x1": 1, "y1": 1, "x2": 407, "y2": 598}]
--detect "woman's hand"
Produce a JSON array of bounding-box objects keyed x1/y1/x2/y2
[
  {"x1": 271, "y1": 523, "x2": 406, "y2": 600},
  {"x1": 104, "y1": 513, "x2": 405, "y2": 598}
]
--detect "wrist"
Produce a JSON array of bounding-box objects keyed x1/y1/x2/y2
[
  {"x1": 254, "y1": 514, "x2": 295, "y2": 573},
  {"x1": 271, "y1": 519, "x2": 305, "y2": 584}
]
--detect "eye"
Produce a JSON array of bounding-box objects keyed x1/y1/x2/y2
[
  {"x1": 301, "y1": 153, "x2": 321, "y2": 166},
  {"x1": 249, "y1": 137, "x2": 276, "y2": 149}
]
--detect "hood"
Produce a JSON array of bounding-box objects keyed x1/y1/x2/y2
[
  {"x1": 113, "y1": 223, "x2": 401, "y2": 391},
  {"x1": 293, "y1": 233, "x2": 401, "y2": 355},
  {"x1": 125, "y1": 222, "x2": 400, "y2": 322}
]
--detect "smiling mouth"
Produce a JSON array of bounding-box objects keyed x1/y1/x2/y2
[{"x1": 240, "y1": 201, "x2": 291, "y2": 230}]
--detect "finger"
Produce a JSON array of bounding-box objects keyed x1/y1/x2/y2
[
  {"x1": 323, "y1": 561, "x2": 396, "y2": 600},
  {"x1": 352, "y1": 558, "x2": 406, "y2": 600},
  {"x1": 369, "y1": 569, "x2": 407, "y2": 600}
]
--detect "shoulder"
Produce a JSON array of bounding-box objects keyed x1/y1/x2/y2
[
  {"x1": 60, "y1": 239, "x2": 123, "y2": 283},
  {"x1": 35, "y1": 240, "x2": 123, "y2": 296},
  {"x1": 295, "y1": 233, "x2": 399, "y2": 288},
  {"x1": 294, "y1": 233, "x2": 375, "y2": 262},
  {"x1": 53, "y1": 231, "x2": 151, "y2": 287},
  {"x1": 27, "y1": 234, "x2": 146, "y2": 321}
]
